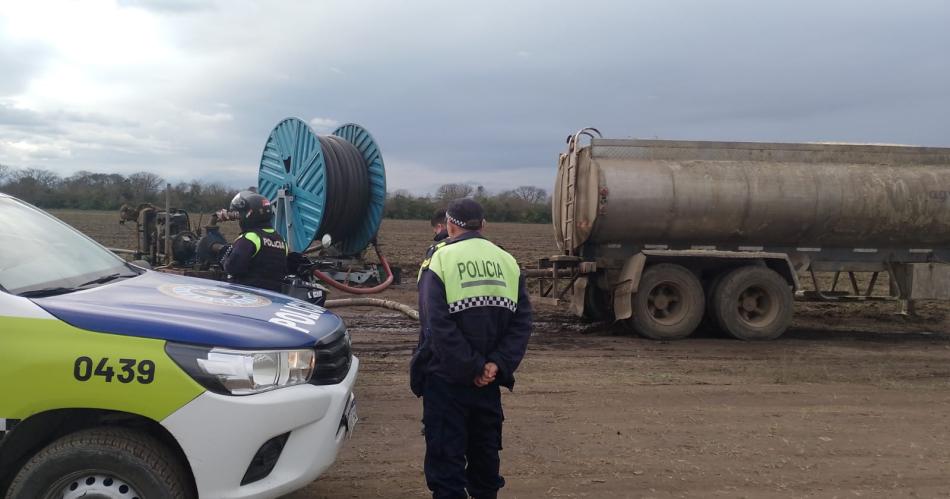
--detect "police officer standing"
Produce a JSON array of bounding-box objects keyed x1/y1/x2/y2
[
  {"x1": 218, "y1": 191, "x2": 288, "y2": 292},
  {"x1": 431, "y1": 208, "x2": 449, "y2": 242},
  {"x1": 411, "y1": 198, "x2": 532, "y2": 499}
]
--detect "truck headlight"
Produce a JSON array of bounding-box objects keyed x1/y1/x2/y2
[{"x1": 166, "y1": 343, "x2": 315, "y2": 395}]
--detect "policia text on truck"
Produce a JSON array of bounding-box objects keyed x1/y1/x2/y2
[{"x1": 0, "y1": 192, "x2": 358, "y2": 499}]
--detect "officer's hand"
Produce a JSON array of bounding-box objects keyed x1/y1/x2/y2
[{"x1": 474, "y1": 362, "x2": 498, "y2": 387}]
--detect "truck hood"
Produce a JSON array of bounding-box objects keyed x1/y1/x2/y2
[{"x1": 32, "y1": 270, "x2": 343, "y2": 349}]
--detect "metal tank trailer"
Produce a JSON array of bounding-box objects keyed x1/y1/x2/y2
[
  {"x1": 116, "y1": 117, "x2": 400, "y2": 297},
  {"x1": 531, "y1": 127, "x2": 950, "y2": 341}
]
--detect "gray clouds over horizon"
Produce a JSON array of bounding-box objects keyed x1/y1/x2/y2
[{"x1": 1, "y1": 0, "x2": 948, "y2": 194}]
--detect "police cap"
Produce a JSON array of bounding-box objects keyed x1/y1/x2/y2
[{"x1": 446, "y1": 198, "x2": 484, "y2": 230}]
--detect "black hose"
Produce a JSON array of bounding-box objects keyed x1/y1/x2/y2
[{"x1": 317, "y1": 135, "x2": 370, "y2": 242}]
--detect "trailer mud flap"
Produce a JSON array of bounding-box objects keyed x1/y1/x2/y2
[
  {"x1": 612, "y1": 253, "x2": 647, "y2": 321},
  {"x1": 571, "y1": 276, "x2": 588, "y2": 317}
]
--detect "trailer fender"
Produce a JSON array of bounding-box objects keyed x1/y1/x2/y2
[{"x1": 612, "y1": 253, "x2": 647, "y2": 320}]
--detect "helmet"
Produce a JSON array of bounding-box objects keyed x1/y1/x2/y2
[{"x1": 229, "y1": 190, "x2": 273, "y2": 230}]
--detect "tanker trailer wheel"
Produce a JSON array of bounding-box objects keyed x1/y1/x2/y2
[
  {"x1": 713, "y1": 266, "x2": 793, "y2": 341},
  {"x1": 5, "y1": 427, "x2": 193, "y2": 499},
  {"x1": 701, "y1": 271, "x2": 727, "y2": 333},
  {"x1": 625, "y1": 263, "x2": 704, "y2": 340}
]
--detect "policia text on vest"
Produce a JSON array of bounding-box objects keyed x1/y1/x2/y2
[{"x1": 456, "y1": 258, "x2": 507, "y2": 287}]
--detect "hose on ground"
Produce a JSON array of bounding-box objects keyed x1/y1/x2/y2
[
  {"x1": 324, "y1": 297, "x2": 419, "y2": 321},
  {"x1": 313, "y1": 242, "x2": 394, "y2": 294}
]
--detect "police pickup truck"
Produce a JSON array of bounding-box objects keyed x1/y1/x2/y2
[{"x1": 0, "y1": 193, "x2": 358, "y2": 499}]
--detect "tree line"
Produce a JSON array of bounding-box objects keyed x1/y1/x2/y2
[
  {"x1": 0, "y1": 164, "x2": 233, "y2": 212},
  {"x1": 0, "y1": 164, "x2": 551, "y2": 224},
  {"x1": 386, "y1": 183, "x2": 552, "y2": 224}
]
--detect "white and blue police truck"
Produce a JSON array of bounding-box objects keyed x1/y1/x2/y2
[{"x1": 0, "y1": 192, "x2": 358, "y2": 498}]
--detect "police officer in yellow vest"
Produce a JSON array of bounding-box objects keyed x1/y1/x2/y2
[
  {"x1": 220, "y1": 191, "x2": 288, "y2": 292},
  {"x1": 411, "y1": 198, "x2": 533, "y2": 499}
]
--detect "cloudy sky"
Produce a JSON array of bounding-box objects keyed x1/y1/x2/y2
[{"x1": 0, "y1": 0, "x2": 947, "y2": 194}]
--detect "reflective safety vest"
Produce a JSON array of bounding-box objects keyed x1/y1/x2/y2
[
  {"x1": 236, "y1": 228, "x2": 288, "y2": 292},
  {"x1": 421, "y1": 236, "x2": 521, "y2": 313},
  {"x1": 418, "y1": 240, "x2": 448, "y2": 282},
  {"x1": 242, "y1": 228, "x2": 287, "y2": 257}
]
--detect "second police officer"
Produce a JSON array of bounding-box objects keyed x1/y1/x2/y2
[{"x1": 219, "y1": 190, "x2": 288, "y2": 292}]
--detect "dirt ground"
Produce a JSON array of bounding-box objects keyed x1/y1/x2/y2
[{"x1": 57, "y1": 211, "x2": 950, "y2": 498}]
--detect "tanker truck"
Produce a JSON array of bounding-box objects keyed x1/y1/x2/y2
[{"x1": 533, "y1": 128, "x2": 950, "y2": 341}]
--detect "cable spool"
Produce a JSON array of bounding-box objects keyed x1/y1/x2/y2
[{"x1": 257, "y1": 118, "x2": 386, "y2": 255}]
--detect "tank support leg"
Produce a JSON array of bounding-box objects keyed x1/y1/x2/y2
[
  {"x1": 848, "y1": 272, "x2": 861, "y2": 296},
  {"x1": 865, "y1": 272, "x2": 880, "y2": 297},
  {"x1": 897, "y1": 299, "x2": 917, "y2": 316}
]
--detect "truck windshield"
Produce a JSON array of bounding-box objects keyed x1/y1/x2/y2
[{"x1": 0, "y1": 197, "x2": 139, "y2": 296}]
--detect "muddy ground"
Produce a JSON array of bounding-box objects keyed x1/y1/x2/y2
[{"x1": 57, "y1": 211, "x2": 950, "y2": 498}]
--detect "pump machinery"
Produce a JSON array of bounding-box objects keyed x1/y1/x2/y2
[{"x1": 116, "y1": 118, "x2": 399, "y2": 306}]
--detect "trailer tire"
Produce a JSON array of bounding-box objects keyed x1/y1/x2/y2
[
  {"x1": 5, "y1": 427, "x2": 192, "y2": 499},
  {"x1": 702, "y1": 271, "x2": 728, "y2": 333},
  {"x1": 625, "y1": 263, "x2": 704, "y2": 340},
  {"x1": 713, "y1": 266, "x2": 793, "y2": 341}
]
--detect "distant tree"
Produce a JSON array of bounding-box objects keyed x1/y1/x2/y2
[
  {"x1": 59, "y1": 171, "x2": 129, "y2": 209},
  {"x1": 511, "y1": 185, "x2": 547, "y2": 204},
  {"x1": 128, "y1": 172, "x2": 165, "y2": 202},
  {"x1": 385, "y1": 190, "x2": 437, "y2": 220},
  {"x1": 5, "y1": 168, "x2": 62, "y2": 206},
  {"x1": 0, "y1": 163, "x2": 10, "y2": 185},
  {"x1": 385, "y1": 190, "x2": 413, "y2": 219},
  {"x1": 15, "y1": 168, "x2": 59, "y2": 187},
  {"x1": 436, "y1": 183, "x2": 474, "y2": 202},
  {"x1": 200, "y1": 182, "x2": 234, "y2": 212},
  {"x1": 162, "y1": 180, "x2": 235, "y2": 213}
]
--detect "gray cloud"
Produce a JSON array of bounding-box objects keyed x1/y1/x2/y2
[
  {"x1": 117, "y1": 0, "x2": 215, "y2": 13},
  {"x1": 0, "y1": 103, "x2": 49, "y2": 128},
  {"x1": 0, "y1": 31, "x2": 51, "y2": 95},
  {"x1": 1, "y1": 0, "x2": 948, "y2": 193}
]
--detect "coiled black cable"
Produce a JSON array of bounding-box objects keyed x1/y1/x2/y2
[{"x1": 317, "y1": 135, "x2": 370, "y2": 242}]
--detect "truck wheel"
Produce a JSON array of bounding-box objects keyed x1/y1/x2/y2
[
  {"x1": 702, "y1": 272, "x2": 727, "y2": 333},
  {"x1": 5, "y1": 427, "x2": 192, "y2": 499},
  {"x1": 625, "y1": 263, "x2": 704, "y2": 340},
  {"x1": 713, "y1": 266, "x2": 793, "y2": 341}
]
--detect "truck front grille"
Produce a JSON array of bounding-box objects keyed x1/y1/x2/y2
[{"x1": 310, "y1": 330, "x2": 352, "y2": 385}]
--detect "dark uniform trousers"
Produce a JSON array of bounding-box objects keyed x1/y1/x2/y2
[{"x1": 423, "y1": 376, "x2": 505, "y2": 499}]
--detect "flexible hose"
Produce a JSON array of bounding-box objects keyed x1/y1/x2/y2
[
  {"x1": 308, "y1": 133, "x2": 385, "y2": 294},
  {"x1": 324, "y1": 298, "x2": 419, "y2": 321},
  {"x1": 317, "y1": 135, "x2": 369, "y2": 242},
  {"x1": 313, "y1": 243, "x2": 394, "y2": 294}
]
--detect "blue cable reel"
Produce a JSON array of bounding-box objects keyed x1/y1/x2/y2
[{"x1": 258, "y1": 118, "x2": 386, "y2": 255}]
